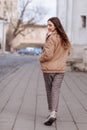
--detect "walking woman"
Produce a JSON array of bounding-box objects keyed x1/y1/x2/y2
[{"x1": 39, "y1": 17, "x2": 71, "y2": 126}]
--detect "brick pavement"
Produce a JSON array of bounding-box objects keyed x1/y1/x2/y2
[{"x1": 0, "y1": 57, "x2": 87, "y2": 130}]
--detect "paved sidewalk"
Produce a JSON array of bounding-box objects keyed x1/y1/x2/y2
[{"x1": 0, "y1": 58, "x2": 87, "y2": 130}]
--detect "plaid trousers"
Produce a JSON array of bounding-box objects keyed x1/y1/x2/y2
[{"x1": 43, "y1": 73, "x2": 64, "y2": 112}]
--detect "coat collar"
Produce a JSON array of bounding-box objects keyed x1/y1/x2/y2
[{"x1": 46, "y1": 30, "x2": 57, "y2": 40}]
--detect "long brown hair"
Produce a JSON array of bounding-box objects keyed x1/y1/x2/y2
[{"x1": 48, "y1": 17, "x2": 71, "y2": 50}]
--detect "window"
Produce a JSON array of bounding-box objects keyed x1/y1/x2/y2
[{"x1": 81, "y1": 16, "x2": 86, "y2": 28}]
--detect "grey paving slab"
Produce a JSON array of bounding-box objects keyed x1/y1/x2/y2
[
  {"x1": 77, "y1": 123, "x2": 87, "y2": 130},
  {"x1": 0, "y1": 56, "x2": 87, "y2": 130},
  {"x1": 0, "y1": 65, "x2": 27, "y2": 112},
  {"x1": 0, "y1": 64, "x2": 35, "y2": 130},
  {"x1": 13, "y1": 121, "x2": 34, "y2": 130},
  {"x1": 64, "y1": 73, "x2": 87, "y2": 111},
  {"x1": 61, "y1": 80, "x2": 87, "y2": 123},
  {"x1": 57, "y1": 94, "x2": 73, "y2": 122},
  {"x1": 0, "y1": 66, "x2": 23, "y2": 94},
  {"x1": 56, "y1": 122, "x2": 77, "y2": 130},
  {"x1": 66, "y1": 72, "x2": 87, "y2": 96},
  {"x1": 13, "y1": 65, "x2": 39, "y2": 130},
  {"x1": 0, "y1": 122, "x2": 13, "y2": 130}
]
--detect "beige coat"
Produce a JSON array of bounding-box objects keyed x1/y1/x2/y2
[{"x1": 40, "y1": 31, "x2": 70, "y2": 73}]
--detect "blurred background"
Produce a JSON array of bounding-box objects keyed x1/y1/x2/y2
[{"x1": 0, "y1": 0, "x2": 87, "y2": 71}]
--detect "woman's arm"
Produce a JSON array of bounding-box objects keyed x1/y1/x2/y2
[{"x1": 40, "y1": 37, "x2": 56, "y2": 63}]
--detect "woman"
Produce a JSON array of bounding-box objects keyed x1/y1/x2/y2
[{"x1": 39, "y1": 17, "x2": 71, "y2": 126}]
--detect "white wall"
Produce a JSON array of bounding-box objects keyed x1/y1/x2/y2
[
  {"x1": 65, "y1": 0, "x2": 73, "y2": 40},
  {"x1": 57, "y1": 0, "x2": 87, "y2": 45},
  {"x1": 71, "y1": 0, "x2": 87, "y2": 44},
  {"x1": 57, "y1": 0, "x2": 67, "y2": 29}
]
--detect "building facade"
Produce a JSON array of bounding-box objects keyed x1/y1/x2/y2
[
  {"x1": 0, "y1": 0, "x2": 18, "y2": 52},
  {"x1": 0, "y1": 0, "x2": 18, "y2": 22},
  {"x1": 57, "y1": 0, "x2": 87, "y2": 45},
  {"x1": 11, "y1": 25, "x2": 47, "y2": 49}
]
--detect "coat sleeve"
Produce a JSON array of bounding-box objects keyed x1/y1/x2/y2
[{"x1": 40, "y1": 36, "x2": 57, "y2": 63}]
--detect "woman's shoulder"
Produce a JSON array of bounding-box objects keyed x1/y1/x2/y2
[{"x1": 50, "y1": 31, "x2": 60, "y2": 41}]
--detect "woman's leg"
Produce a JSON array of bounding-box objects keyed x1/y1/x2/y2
[
  {"x1": 43, "y1": 73, "x2": 64, "y2": 126},
  {"x1": 51, "y1": 73, "x2": 64, "y2": 112},
  {"x1": 43, "y1": 73, "x2": 54, "y2": 111}
]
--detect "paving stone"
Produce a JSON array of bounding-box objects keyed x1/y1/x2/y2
[
  {"x1": 56, "y1": 122, "x2": 77, "y2": 130},
  {"x1": 0, "y1": 55, "x2": 87, "y2": 130}
]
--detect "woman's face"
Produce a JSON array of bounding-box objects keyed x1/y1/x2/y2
[{"x1": 47, "y1": 20, "x2": 56, "y2": 32}]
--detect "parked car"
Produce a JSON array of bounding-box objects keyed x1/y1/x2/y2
[
  {"x1": 17, "y1": 49, "x2": 29, "y2": 55},
  {"x1": 33, "y1": 48, "x2": 42, "y2": 55},
  {"x1": 17, "y1": 48, "x2": 42, "y2": 55}
]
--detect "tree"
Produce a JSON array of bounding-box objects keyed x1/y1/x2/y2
[{"x1": 6, "y1": 0, "x2": 47, "y2": 50}]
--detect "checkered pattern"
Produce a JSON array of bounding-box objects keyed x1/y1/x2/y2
[{"x1": 43, "y1": 73, "x2": 64, "y2": 112}]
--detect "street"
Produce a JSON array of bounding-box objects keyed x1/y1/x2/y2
[
  {"x1": 0, "y1": 54, "x2": 38, "y2": 80},
  {"x1": 0, "y1": 54, "x2": 87, "y2": 130}
]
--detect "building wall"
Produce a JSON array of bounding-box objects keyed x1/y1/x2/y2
[
  {"x1": 11, "y1": 25, "x2": 47, "y2": 49},
  {"x1": 57, "y1": 0, "x2": 67, "y2": 30},
  {"x1": 0, "y1": 0, "x2": 18, "y2": 51},
  {"x1": 71, "y1": 0, "x2": 87, "y2": 44},
  {"x1": 57, "y1": 0, "x2": 87, "y2": 45},
  {"x1": 0, "y1": 0, "x2": 18, "y2": 22}
]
